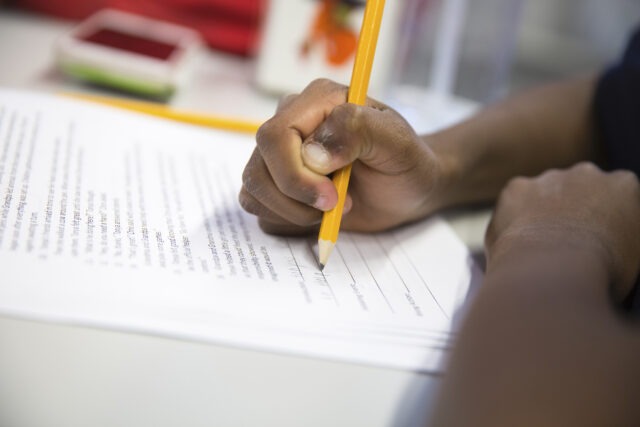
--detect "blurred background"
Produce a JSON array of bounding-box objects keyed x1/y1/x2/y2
[
  {"x1": 0, "y1": 3, "x2": 638, "y2": 425},
  {"x1": 1, "y1": 0, "x2": 639, "y2": 103},
  {"x1": 394, "y1": 0, "x2": 640, "y2": 102}
]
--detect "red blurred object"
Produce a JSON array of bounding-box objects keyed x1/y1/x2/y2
[
  {"x1": 80, "y1": 28, "x2": 178, "y2": 60},
  {"x1": 14, "y1": 0, "x2": 265, "y2": 56},
  {"x1": 14, "y1": 0, "x2": 106, "y2": 20}
]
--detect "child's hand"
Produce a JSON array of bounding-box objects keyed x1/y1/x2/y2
[{"x1": 239, "y1": 79, "x2": 448, "y2": 235}]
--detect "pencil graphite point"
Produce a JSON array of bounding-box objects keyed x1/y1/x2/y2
[{"x1": 318, "y1": 239, "x2": 335, "y2": 270}]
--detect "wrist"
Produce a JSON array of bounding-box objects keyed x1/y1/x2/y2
[
  {"x1": 486, "y1": 223, "x2": 618, "y2": 296},
  {"x1": 420, "y1": 131, "x2": 468, "y2": 212}
]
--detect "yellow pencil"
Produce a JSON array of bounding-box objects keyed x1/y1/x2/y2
[
  {"x1": 318, "y1": 0, "x2": 386, "y2": 269},
  {"x1": 59, "y1": 92, "x2": 262, "y2": 134}
]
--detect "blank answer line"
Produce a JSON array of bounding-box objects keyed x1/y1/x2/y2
[
  {"x1": 392, "y1": 232, "x2": 448, "y2": 319},
  {"x1": 348, "y1": 233, "x2": 394, "y2": 314},
  {"x1": 285, "y1": 238, "x2": 305, "y2": 282},
  {"x1": 374, "y1": 235, "x2": 410, "y2": 293},
  {"x1": 336, "y1": 244, "x2": 356, "y2": 284}
]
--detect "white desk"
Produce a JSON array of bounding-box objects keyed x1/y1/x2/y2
[{"x1": 0, "y1": 9, "x2": 489, "y2": 427}]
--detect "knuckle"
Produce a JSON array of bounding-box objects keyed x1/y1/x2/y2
[
  {"x1": 241, "y1": 164, "x2": 250, "y2": 183},
  {"x1": 309, "y1": 77, "x2": 331, "y2": 87},
  {"x1": 572, "y1": 161, "x2": 600, "y2": 175},
  {"x1": 277, "y1": 93, "x2": 298, "y2": 110},
  {"x1": 255, "y1": 118, "x2": 279, "y2": 149},
  {"x1": 611, "y1": 169, "x2": 640, "y2": 190},
  {"x1": 574, "y1": 161, "x2": 598, "y2": 170},
  {"x1": 497, "y1": 176, "x2": 532, "y2": 206},
  {"x1": 483, "y1": 216, "x2": 502, "y2": 254},
  {"x1": 503, "y1": 175, "x2": 529, "y2": 193},
  {"x1": 243, "y1": 177, "x2": 266, "y2": 200},
  {"x1": 611, "y1": 168, "x2": 638, "y2": 182},
  {"x1": 307, "y1": 78, "x2": 331, "y2": 93},
  {"x1": 539, "y1": 167, "x2": 562, "y2": 179},
  {"x1": 241, "y1": 156, "x2": 265, "y2": 197},
  {"x1": 241, "y1": 158, "x2": 255, "y2": 185},
  {"x1": 484, "y1": 223, "x2": 496, "y2": 249},
  {"x1": 307, "y1": 78, "x2": 348, "y2": 100},
  {"x1": 238, "y1": 188, "x2": 261, "y2": 216},
  {"x1": 309, "y1": 78, "x2": 338, "y2": 91},
  {"x1": 241, "y1": 171, "x2": 254, "y2": 195}
]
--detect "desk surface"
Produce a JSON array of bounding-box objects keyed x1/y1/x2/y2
[{"x1": 0, "y1": 9, "x2": 489, "y2": 427}]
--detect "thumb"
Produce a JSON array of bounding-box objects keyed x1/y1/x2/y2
[{"x1": 301, "y1": 103, "x2": 420, "y2": 176}]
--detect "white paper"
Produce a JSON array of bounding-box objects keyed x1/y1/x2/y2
[{"x1": 0, "y1": 89, "x2": 480, "y2": 372}]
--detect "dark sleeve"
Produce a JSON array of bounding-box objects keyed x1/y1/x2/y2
[
  {"x1": 594, "y1": 27, "x2": 640, "y2": 312},
  {"x1": 594, "y1": 26, "x2": 640, "y2": 176}
]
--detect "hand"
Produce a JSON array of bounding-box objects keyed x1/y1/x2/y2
[
  {"x1": 239, "y1": 79, "x2": 446, "y2": 235},
  {"x1": 485, "y1": 162, "x2": 640, "y2": 297}
]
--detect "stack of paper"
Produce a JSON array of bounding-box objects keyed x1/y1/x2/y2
[{"x1": 0, "y1": 90, "x2": 480, "y2": 372}]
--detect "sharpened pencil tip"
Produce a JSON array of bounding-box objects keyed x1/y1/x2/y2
[{"x1": 318, "y1": 238, "x2": 335, "y2": 271}]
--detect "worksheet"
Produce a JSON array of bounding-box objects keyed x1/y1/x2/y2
[{"x1": 0, "y1": 90, "x2": 480, "y2": 371}]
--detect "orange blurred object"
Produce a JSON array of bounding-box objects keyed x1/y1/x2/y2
[{"x1": 301, "y1": 0, "x2": 359, "y2": 66}]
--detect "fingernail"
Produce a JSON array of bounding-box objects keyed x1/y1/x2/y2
[
  {"x1": 303, "y1": 142, "x2": 331, "y2": 170},
  {"x1": 313, "y1": 194, "x2": 332, "y2": 211}
]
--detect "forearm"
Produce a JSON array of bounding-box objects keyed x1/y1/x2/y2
[
  {"x1": 427, "y1": 75, "x2": 601, "y2": 208},
  {"x1": 429, "y1": 240, "x2": 640, "y2": 426}
]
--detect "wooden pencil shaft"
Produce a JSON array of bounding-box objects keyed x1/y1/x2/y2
[
  {"x1": 60, "y1": 92, "x2": 261, "y2": 133},
  {"x1": 318, "y1": 0, "x2": 386, "y2": 250},
  {"x1": 347, "y1": 0, "x2": 386, "y2": 105}
]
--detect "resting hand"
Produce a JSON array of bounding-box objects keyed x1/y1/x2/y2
[
  {"x1": 239, "y1": 79, "x2": 446, "y2": 235},
  {"x1": 486, "y1": 162, "x2": 640, "y2": 298}
]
